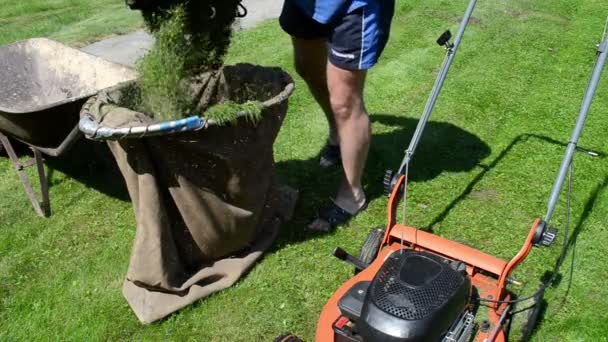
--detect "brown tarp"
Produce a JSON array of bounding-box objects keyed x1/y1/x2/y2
[{"x1": 81, "y1": 64, "x2": 296, "y2": 323}]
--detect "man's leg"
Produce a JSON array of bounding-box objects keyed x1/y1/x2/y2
[
  {"x1": 291, "y1": 38, "x2": 338, "y2": 145},
  {"x1": 280, "y1": 0, "x2": 339, "y2": 148},
  {"x1": 307, "y1": 0, "x2": 395, "y2": 230},
  {"x1": 327, "y1": 62, "x2": 369, "y2": 214},
  {"x1": 307, "y1": 63, "x2": 369, "y2": 231}
]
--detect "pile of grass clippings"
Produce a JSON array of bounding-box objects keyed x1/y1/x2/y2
[
  {"x1": 205, "y1": 101, "x2": 263, "y2": 125},
  {"x1": 132, "y1": 0, "x2": 263, "y2": 124},
  {"x1": 140, "y1": 0, "x2": 240, "y2": 69},
  {"x1": 135, "y1": 5, "x2": 192, "y2": 120}
]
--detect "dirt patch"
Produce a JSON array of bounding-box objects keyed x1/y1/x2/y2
[
  {"x1": 436, "y1": 12, "x2": 482, "y2": 26},
  {"x1": 505, "y1": 9, "x2": 525, "y2": 18},
  {"x1": 504, "y1": 8, "x2": 569, "y2": 26},
  {"x1": 417, "y1": 203, "x2": 430, "y2": 211},
  {"x1": 468, "y1": 16, "x2": 481, "y2": 25}
]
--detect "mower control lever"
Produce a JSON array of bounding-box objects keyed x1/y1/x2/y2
[
  {"x1": 576, "y1": 146, "x2": 600, "y2": 157},
  {"x1": 437, "y1": 30, "x2": 453, "y2": 48},
  {"x1": 532, "y1": 220, "x2": 558, "y2": 247},
  {"x1": 540, "y1": 228, "x2": 558, "y2": 247},
  {"x1": 333, "y1": 247, "x2": 370, "y2": 271}
]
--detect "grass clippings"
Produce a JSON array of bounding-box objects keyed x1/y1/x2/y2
[
  {"x1": 134, "y1": 1, "x2": 257, "y2": 124},
  {"x1": 134, "y1": 5, "x2": 193, "y2": 121},
  {"x1": 205, "y1": 100, "x2": 263, "y2": 125}
]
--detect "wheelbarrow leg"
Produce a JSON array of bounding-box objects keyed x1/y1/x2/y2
[
  {"x1": 0, "y1": 132, "x2": 50, "y2": 217},
  {"x1": 33, "y1": 148, "x2": 51, "y2": 216}
]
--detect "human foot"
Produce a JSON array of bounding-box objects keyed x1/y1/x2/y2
[
  {"x1": 319, "y1": 142, "x2": 341, "y2": 168},
  {"x1": 307, "y1": 197, "x2": 368, "y2": 232}
]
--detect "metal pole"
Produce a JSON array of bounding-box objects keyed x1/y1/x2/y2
[
  {"x1": 545, "y1": 38, "x2": 608, "y2": 223},
  {"x1": 398, "y1": 0, "x2": 478, "y2": 174}
]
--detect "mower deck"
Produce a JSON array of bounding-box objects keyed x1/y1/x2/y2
[
  {"x1": 315, "y1": 175, "x2": 543, "y2": 342},
  {"x1": 317, "y1": 239, "x2": 511, "y2": 342},
  {"x1": 316, "y1": 240, "x2": 511, "y2": 342}
]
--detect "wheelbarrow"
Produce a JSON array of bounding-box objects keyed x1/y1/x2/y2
[{"x1": 0, "y1": 38, "x2": 136, "y2": 217}]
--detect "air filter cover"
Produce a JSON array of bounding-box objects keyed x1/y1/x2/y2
[{"x1": 358, "y1": 250, "x2": 470, "y2": 342}]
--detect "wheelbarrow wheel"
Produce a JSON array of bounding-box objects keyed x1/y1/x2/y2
[
  {"x1": 520, "y1": 286, "x2": 545, "y2": 341},
  {"x1": 355, "y1": 226, "x2": 385, "y2": 274},
  {"x1": 273, "y1": 333, "x2": 303, "y2": 342}
]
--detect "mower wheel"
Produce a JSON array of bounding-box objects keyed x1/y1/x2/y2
[
  {"x1": 520, "y1": 286, "x2": 545, "y2": 341},
  {"x1": 273, "y1": 333, "x2": 303, "y2": 342},
  {"x1": 355, "y1": 226, "x2": 385, "y2": 273}
]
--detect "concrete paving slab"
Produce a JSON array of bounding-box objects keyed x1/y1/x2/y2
[
  {"x1": 81, "y1": 30, "x2": 153, "y2": 67},
  {"x1": 234, "y1": 0, "x2": 284, "y2": 30},
  {"x1": 81, "y1": 0, "x2": 284, "y2": 67}
]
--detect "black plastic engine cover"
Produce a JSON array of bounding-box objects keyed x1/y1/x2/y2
[
  {"x1": 357, "y1": 250, "x2": 470, "y2": 342},
  {"x1": 338, "y1": 281, "x2": 370, "y2": 321}
]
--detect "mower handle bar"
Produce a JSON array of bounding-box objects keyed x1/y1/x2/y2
[
  {"x1": 398, "y1": 0, "x2": 478, "y2": 175},
  {"x1": 544, "y1": 37, "x2": 608, "y2": 223}
]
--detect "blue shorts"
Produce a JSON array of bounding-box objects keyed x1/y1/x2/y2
[{"x1": 279, "y1": 0, "x2": 395, "y2": 70}]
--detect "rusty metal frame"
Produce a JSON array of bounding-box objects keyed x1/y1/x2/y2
[{"x1": 0, "y1": 132, "x2": 50, "y2": 217}]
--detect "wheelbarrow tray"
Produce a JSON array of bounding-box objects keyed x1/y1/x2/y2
[{"x1": 0, "y1": 38, "x2": 136, "y2": 147}]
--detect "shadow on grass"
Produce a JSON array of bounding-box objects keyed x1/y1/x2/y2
[
  {"x1": 0, "y1": 138, "x2": 130, "y2": 202},
  {"x1": 272, "y1": 113, "x2": 492, "y2": 247},
  {"x1": 518, "y1": 177, "x2": 608, "y2": 340},
  {"x1": 420, "y1": 132, "x2": 606, "y2": 341},
  {"x1": 44, "y1": 140, "x2": 130, "y2": 201},
  {"x1": 507, "y1": 293, "x2": 549, "y2": 342},
  {"x1": 543, "y1": 175, "x2": 608, "y2": 309},
  {"x1": 427, "y1": 133, "x2": 606, "y2": 230}
]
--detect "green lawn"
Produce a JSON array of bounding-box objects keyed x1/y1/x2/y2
[
  {"x1": 2, "y1": 0, "x2": 608, "y2": 341},
  {"x1": 0, "y1": 0, "x2": 142, "y2": 46}
]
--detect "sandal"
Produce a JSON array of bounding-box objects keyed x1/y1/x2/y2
[
  {"x1": 307, "y1": 200, "x2": 369, "y2": 232},
  {"x1": 319, "y1": 142, "x2": 341, "y2": 168}
]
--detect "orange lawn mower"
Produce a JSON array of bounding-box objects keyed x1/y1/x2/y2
[{"x1": 285, "y1": 2, "x2": 608, "y2": 342}]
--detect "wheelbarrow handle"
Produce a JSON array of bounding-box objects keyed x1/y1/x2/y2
[{"x1": 79, "y1": 114, "x2": 205, "y2": 141}]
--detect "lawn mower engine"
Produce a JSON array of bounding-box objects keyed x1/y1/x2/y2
[{"x1": 334, "y1": 250, "x2": 473, "y2": 342}]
